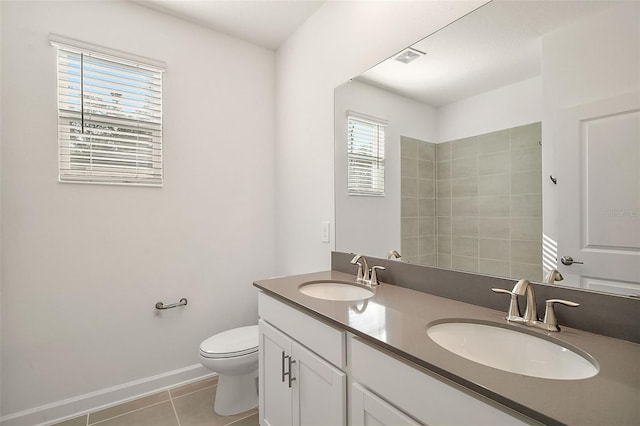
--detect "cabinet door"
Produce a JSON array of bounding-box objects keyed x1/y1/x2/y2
[
  {"x1": 259, "y1": 320, "x2": 293, "y2": 426},
  {"x1": 291, "y1": 342, "x2": 346, "y2": 426},
  {"x1": 351, "y1": 383, "x2": 421, "y2": 426}
]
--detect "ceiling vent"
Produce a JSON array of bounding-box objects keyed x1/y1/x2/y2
[{"x1": 393, "y1": 47, "x2": 426, "y2": 64}]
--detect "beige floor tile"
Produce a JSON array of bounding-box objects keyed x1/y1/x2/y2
[
  {"x1": 51, "y1": 415, "x2": 87, "y2": 426},
  {"x1": 226, "y1": 413, "x2": 259, "y2": 426},
  {"x1": 169, "y1": 375, "x2": 218, "y2": 399},
  {"x1": 90, "y1": 401, "x2": 178, "y2": 426},
  {"x1": 88, "y1": 391, "x2": 170, "y2": 424},
  {"x1": 172, "y1": 386, "x2": 257, "y2": 426}
]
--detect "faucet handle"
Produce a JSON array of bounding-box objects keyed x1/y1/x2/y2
[
  {"x1": 370, "y1": 266, "x2": 386, "y2": 286},
  {"x1": 542, "y1": 299, "x2": 579, "y2": 331},
  {"x1": 491, "y1": 288, "x2": 522, "y2": 322}
]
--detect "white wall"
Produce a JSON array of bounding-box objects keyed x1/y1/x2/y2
[
  {"x1": 1, "y1": 0, "x2": 275, "y2": 419},
  {"x1": 334, "y1": 80, "x2": 436, "y2": 258},
  {"x1": 274, "y1": 0, "x2": 488, "y2": 275},
  {"x1": 541, "y1": 2, "x2": 640, "y2": 244},
  {"x1": 437, "y1": 76, "x2": 543, "y2": 143}
]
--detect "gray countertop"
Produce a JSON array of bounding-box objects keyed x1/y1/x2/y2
[{"x1": 254, "y1": 270, "x2": 640, "y2": 426}]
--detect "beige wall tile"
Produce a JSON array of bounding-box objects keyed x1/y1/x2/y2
[
  {"x1": 452, "y1": 216, "x2": 478, "y2": 236},
  {"x1": 478, "y1": 196, "x2": 510, "y2": 217},
  {"x1": 401, "y1": 177, "x2": 418, "y2": 198},
  {"x1": 478, "y1": 217, "x2": 510, "y2": 238},
  {"x1": 402, "y1": 237, "x2": 419, "y2": 257},
  {"x1": 418, "y1": 179, "x2": 435, "y2": 198},
  {"x1": 511, "y1": 262, "x2": 543, "y2": 282},
  {"x1": 479, "y1": 238, "x2": 510, "y2": 261},
  {"x1": 401, "y1": 217, "x2": 419, "y2": 237},
  {"x1": 437, "y1": 253, "x2": 452, "y2": 268},
  {"x1": 437, "y1": 160, "x2": 451, "y2": 179},
  {"x1": 452, "y1": 197, "x2": 478, "y2": 217},
  {"x1": 452, "y1": 236, "x2": 478, "y2": 257},
  {"x1": 418, "y1": 160, "x2": 434, "y2": 180},
  {"x1": 511, "y1": 217, "x2": 543, "y2": 240},
  {"x1": 437, "y1": 179, "x2": 452, "y2": 198},
  {"x1": 511, "y1": 240, "x2": 542, "y2": 264},
  {"x1": 451, "y1": 157, "x2": 478, "y2": 178},
  {"x1": 419, "y1": 235, "x2": 436, "y2": 255},
  {"x1": 400, "y1": 136, "x2": 418, "y2": 158},
  {"x1": 478, "y1": 174, "x2": 509, "y2": 196},
  {"x1": 511, "y1": 146, "x2": 541, "y2": 172},
  {"x1": 418, "y1": 141, "x2": 435, "y2": 161},
  {"x1": 511, "y1": 170, "x2": 542, "y2": 195},
  {"x1": 478, "y1": 258, "x2": 511, "y2": 277},
  {"x1": 401, "y1": 197, "x2": 418, "y2": 218},
  {"x1": 478, "y1": 129, "x2": 509, "y2": 154},
  {"x1": 478, "y1": 151, "x2": 509, "y2": 176},
  {"x1": 451, "y1": 255, "x2": 478, "y2": 272},
  {"x1": 419, "y1": 254, "x2": 437, "y2": 267},
  {"x1": 419, "y1": 217, "x2": 435, "y2": 236},
  {"x1": 419, "y1": 198, "x2": 435, "y2": 217},
  {"x1": 510, "y1": 122, "x2": 541, "y2": 149},
  {"x1": 437, "y1": 235, "x2": 452, "y2": 254},
  {"x1": 401, "y1": 156, "x2": 417, "y2": 178},
  {"x1": 510, "y1": 194, "x2": 542, "y2": 217},
  {"x1": 451, "y1": 136, "x2": 478, "y2": 159},
  {"x1": 436, "y1": 141, "x2": 451, "y2": 161},
  {"x1": 451, "y1": 177, "x2": 478, "y2": 197},
  {"x1": 437, "y1": 197, "x2": 452, "y2": 216},
  {"x1": 437, "y1": 216, "x2": 452, "y2": 235}
]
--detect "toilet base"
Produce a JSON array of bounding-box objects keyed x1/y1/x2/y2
[{"x1": 213, "y1": 371, "x2": 259, "y2": 416}]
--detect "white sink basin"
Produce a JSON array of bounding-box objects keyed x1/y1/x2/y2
[
  {"x1": 427, "y1": 321, "x2": 599, "y2": 380},
  {"x1": 299, "y1": 281, "x2": 374, "y2": 301}
]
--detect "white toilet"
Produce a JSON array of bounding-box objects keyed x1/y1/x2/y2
[{"x1": 199, "y1": 325, "x2": 259, "y2": 416}]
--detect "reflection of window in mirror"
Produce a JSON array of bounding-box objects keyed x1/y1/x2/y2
[{"x1": 347, "y1": 111, "x2": 387, "y2": 196}]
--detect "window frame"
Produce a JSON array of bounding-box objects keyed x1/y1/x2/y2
[
  {"x1": 347, "y1": 111, "x2": 387, "y2": 196},
  {"x1": 51, "y1": 34, "x2": 166, "y2": 187}
]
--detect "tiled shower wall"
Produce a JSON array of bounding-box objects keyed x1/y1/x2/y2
[
  {"x1": 400, "y1": 136, "x2": 436, "y2": 266},
  {"x1": 401, "y1": 123, "x2": 543, "y2": 281}
]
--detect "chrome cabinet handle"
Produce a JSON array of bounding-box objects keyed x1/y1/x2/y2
[
  {"x1": 281, "y1": 352, "x2": 296, "y2": 388},
  {"x1": 287, "y1": 357, "x2": 296, "y2": 388},
  {"x1": 560, "y1": 256, "x2": 583, "y2": 266},
  {"x1": 281, "y1": 351, "x2": 286, "y2": 383},
  {"x1": 155, "y1": 298, "x2": 187, "y2": 310}
]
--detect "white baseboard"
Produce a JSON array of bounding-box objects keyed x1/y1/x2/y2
[{"x1": 0, "y1": 364, "x2": 215, "y2": 426}]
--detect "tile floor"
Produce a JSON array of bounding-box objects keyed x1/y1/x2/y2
[{"x1": 51, "y1": 376, "x2": 258, "y2": 426}]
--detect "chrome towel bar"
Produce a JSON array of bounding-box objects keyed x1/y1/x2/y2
[{"x1": 155, "y1": 298, "x2": 188, "y2": 310}]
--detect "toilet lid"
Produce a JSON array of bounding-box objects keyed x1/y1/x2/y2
[{"x1": 200, "y1": 325, "x2": 259, "y2": 358}]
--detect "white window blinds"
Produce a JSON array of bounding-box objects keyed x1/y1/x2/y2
[
  {"x1": 52, "y1": 36, "x2": 165, "y2": 186},
  {"x1": 347, "y1": 112, "x2": 387, "y2": 196}
]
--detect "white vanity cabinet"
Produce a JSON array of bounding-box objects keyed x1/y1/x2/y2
[
  {"x1": 349, "y1": 337, "x2": 532, "y2": 426},
  {"x1": 258, "y1": 293, "x2": 346, "y2": 426}
]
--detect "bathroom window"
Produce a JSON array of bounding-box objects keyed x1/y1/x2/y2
[
  {"x1": 347, "y1": 111, "x2": 386, "y2": 196},
  {"x1": 51, "y1": 35, "x2": 165, "y2": 186}
]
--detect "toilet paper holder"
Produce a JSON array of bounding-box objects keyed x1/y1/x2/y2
[{"x1": 155, "y1": 298, "x2": 188, "y2": 310}]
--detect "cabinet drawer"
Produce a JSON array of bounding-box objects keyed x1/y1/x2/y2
[
  {"x1": 350, "y1": 337, "x2": 531, "y2": 425},
  {"x1": 258, "y1": 292, "x2": 345, "y2": 368}
]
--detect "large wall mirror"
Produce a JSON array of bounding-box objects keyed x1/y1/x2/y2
[{"x1": 335, "y1": 0, "x2": 640, "y2": 296}]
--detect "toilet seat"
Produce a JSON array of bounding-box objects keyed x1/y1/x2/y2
[{"x1": 200, "y1": 325, "x2": 259, "y2": 359}]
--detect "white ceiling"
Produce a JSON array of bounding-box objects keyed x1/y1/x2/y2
[
  {"x1": 133, "y1": 0, "x2": 325, "y2": 50},
  {"x1": 357, "y1": 1, "x2": 617, "y2": 107}
]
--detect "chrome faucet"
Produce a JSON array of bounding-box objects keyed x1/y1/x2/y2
[
  {"x1": 492, "y1": 279, "x2": 579, "y2": 332},
  {"x1": 350, "y1": 255, "x2": 369, "y2": 282},
  {"x1": 350, "y1": 255, "x2": 386, "y2": 286},
  {"x1": 511, "y1": 279, "x2": 537, "y2": 323},
  {"x1": 387, "y1": 250, "x2": 401, "y2": 260},
  {"x1": 544, "y1": 269, "x2": 564, "y2": 284}
]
